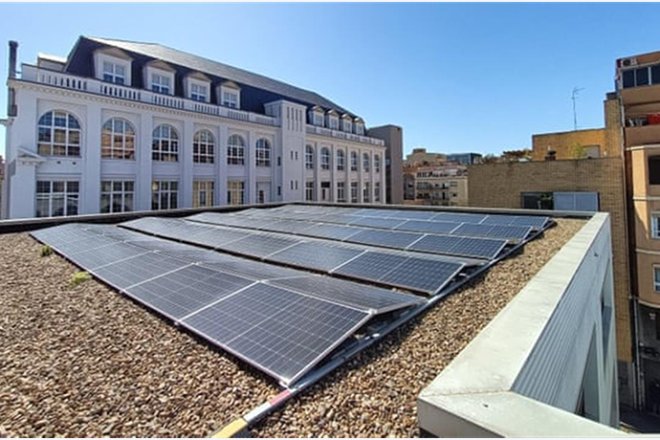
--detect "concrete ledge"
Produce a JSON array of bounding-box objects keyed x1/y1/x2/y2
[{"x1": 418, "y1": 212, "x2": 625, "y2": 436}]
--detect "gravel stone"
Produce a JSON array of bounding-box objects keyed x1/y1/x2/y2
[{"x1": 0, "y1": 218, "x2": 585, "y2": 437}]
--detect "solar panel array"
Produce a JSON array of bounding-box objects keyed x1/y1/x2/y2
[
  {"x1": 31, "y1": 222, "x2": 424, "y2": 385},
  {"x1": 122, "y1": 216, "x2": 467, "y2": 295},
  {"x1": 31, "y1": 205, "x2": 551, "y2": 387}
]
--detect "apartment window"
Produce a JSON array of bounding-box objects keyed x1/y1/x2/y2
[
  {"x1": 193, "y1": 129, "x2": 215, "y2": 164},
  {"x1": 227, "y1": 134, "x2": 246, "y2": 165},
  {"x1": 343, "y1": 120, "x2": 352, "y2": 133},
  {"x1": 102, "y1": 61, "x2": 125, "y2": 85},
  {"x1": 350, "y1": 182, "x2": 358, "y2": 203},
  {"x1": 305, "y1": 145, "x2": 314, "y2": 169},
  {"x1": 193, "y1": 180, "x2": 215, "y2": 208},
  {"x1": 350, "y1": 151, "x2": 358, "y2": 171},
  {"x1": 256, "y1": 138, "x2": 271, "y2": 167},
  {"x1": 622, "y1": 64, "x2": 660, "y2": 89},
  {"x1": 151, "y1": 180, "x2": 178, "y2": 210},
  {"x1": 227, "y1": 181, "x2": 245, "y2": 205},
  {"x1": 655, "y1": 267, "x2": 660, "y2": 292},
  {"x1": 653, "y1": 214, "x2": 660, "y2": 239},
  {"x1": 649, "y1": 156, "x2": 660, "y2": 185},
  {"x1": 321, "y1": 147, "x2": 330, "y2": 170},
  {"x1": 375, "y1": 182, "x2": 381, "y2": 202},
  {"x1": 305, "y1": 181, "x2": 314, "y2": 201},
  {"x1": 355, "y1": 123, "x2": 365, "y2": 136},
  {"x1": 100, "y1": 180, "x2": 134, "y2": 213},
  {"x1": 190, "y1": 83, "x2": 208, "y2": 102},
  {"x1": 35, "y1": 180, "x2": 79, "y2": 217},
  {"x1": 363, "y1": 153, "x2": 370, "y2": 173},
  {"x1": 314, "y1": 113, "x2": 324, "y2": 126},
  {"x1": 102, "y1": 118, "x2": 135, "y2": 160},
  {"x1": 363, "y1": 182, "x2": 371, "y2": 203},
  {"x1": 152, "y1": 124, "x2": 179, "y2": 162},
  {"x1": 151, "y1": 73, "x2": 171, "y2": 94},
  {"x1": 337, "y1": 182, "x2": 346, "y2": 202},
  {"x1": 222, "y1": 90, "x2": 239, "y2": 108},
  {"x1": 329, "y1": 117, "x2": 339, "y2": 130},
  {"x1": 336, "y1": 150, "x2": 345, "y2": 171},
  {"x1": 37, "y1": 111, "x2": 81, "y2": 157},
  {"x1": 374, "y1": 155, "x2": 381, "y2": 173}
]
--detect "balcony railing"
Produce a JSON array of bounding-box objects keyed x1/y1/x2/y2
[
  {"x1": 19, "y1": 64, "x2": 279, "y2": 127},
  {"x1": 306, "y1": 124, "x2": 385, "y2": 146}
]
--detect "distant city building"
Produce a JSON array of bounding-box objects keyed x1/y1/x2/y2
[
  {"x1": 1, "y1": 37, "x2": 402, "y2": 219},
  {"x1": 402, "y1": 148, "x2": 475, "y2": 206}
]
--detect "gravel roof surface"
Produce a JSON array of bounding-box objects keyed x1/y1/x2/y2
[{"x1": 0, "y1": 218, "x2": 585, "y2": 437}]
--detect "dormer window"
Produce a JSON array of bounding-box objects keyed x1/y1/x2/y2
[
  {"x1": 341, "y1": 115, "x2": 352, "y2": 133},
  {"x1": 327, "y1": 110, "x2": 339, "y2": 130},
  {"x1": 94, "y1": 47, "x2": 132, "y2": 86},
  {"x1": 219, "y1": 81, "x2": 241, "y2": 109},
  {"x1": 314, "y1": 113, "x2": 324, "y2": 126},
  {"x1": 190, "y1": 83, "x2": 207, "y2": 102},
  {"x1": 354, "y1": 118, "x2": 365, "y2": 135},
  {"x1": 152, "y1": 73, "x2": 171, "y2": 94},
  {"x1": 309, "y1": 106, "x2": 325, "y2": 126},
  {"x1": 103, "y1": 61, "x2": 125, "y2": 85}
]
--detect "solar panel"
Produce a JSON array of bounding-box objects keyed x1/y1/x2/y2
[
  {"x1": 317, "y1": 213, "x2": 358, "y2": 225},
  {"x1": 347, "y1": 229, "x2": 423, "y2": 249},
  {"x1": 31, "y1": 223, "x2": 95, "y2": 247},
  {"x1": 333, "y1": 252, "x2": 408, "y2": 281},
  {"x1": 268, "y1": 275, "x2": 425, "y2": 314},
  {"x1": 348, "y1": 217, "x2": 406, "y2": 229},
  {"x1": 67, "y1": 242, "x2": 150, "y2": 270},
  {"x1": 430, "y1": 212, "x2": 488, "y2": 224},
  {"x1": 385, "y1": 210, "x2": 437, "y2": 220},
  {"x1": 226, "y1": 234, "x2": 301, "y2": 258},
  {"x1": 379, "y1": 258, "x2": 464, "y2": 294},
  {"x1": 200, "y1": 260, "x2": 302, "y2": 281},
  {"x1": 265, "y1": 220, "x2": 316, "y2": 234},
  {"x1": 480, "y1": 214, "x2": 549, "y2": 230},
  {"x1": 395, "y1": 220, "x2": 460, "y2": 234},
  {"x1": 408, "y1": 235, "x2": 506, "y2": 259},
  {"x1": 452, "y1": 223, "x2": 532, "y2": 241},
  {"x1": 267, "y1": 242, "x2": 365, "y2": 272},
  {"x1": 125, "y1": 265, "x2": 254, "y2": 320},
  {"x1": 122, "y1": 217, "x2": 250, "y2": 248},
  {"x1": 301, "y1": 223, "x2": 363, "y2": 241},
  {"x1": 180, "y1": 283, "x2": 371, "y2": 385},
  {"x1": 92, "y1": 252, "x2": 191, "y2": 290}
]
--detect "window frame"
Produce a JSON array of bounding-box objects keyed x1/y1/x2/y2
[
  {"x1": 350, "y1": 151, "x2": 358, "y2": 172},
  {"x1": 363, "y1": 153, "x2": 370, "y2": 173},
  {"x1": 100, "y1": 179, "x2": 134, "y2": 213},
  {"x1": 337, "y1": 181, "x2": 346, "y2": 202},
  {"x1": 374, "y1": 182, "x2": 381, "y2": 202},
  {"x1": 336, "y1": 149, "x2": 346, "y2": 171},
  {"x1": 101, "y1": 117, "x2": 136, "y2": 160},
  {"x1": 654, "y1": 266, "x2": 660, "y2": 292},
  {"x1": 102, "y1": 61, "x2": 126, "y2": 85},
  {"x1": 151, "y1": 180, "x2": 178, "y2": 211},
  {"x1": 374, "y1": 154, "x2": 381, "y2": 173},
  {"x1": 652, "y1": 214, "x2": 660, "y2": 239},
  {"x1": 227, "y1": 180, "x2": 245, "y2": 205},
  {"x1": 190, "y1": 83, "x2": 208, "y2": 102},
  {"x1": 321, "y1": 147, "x2": 331, "y2": 170},
  {"x1": 151, "y1": 72, "x2": 172, "y2": 95},
  {"x1": 227, "y1": 134, "x2": 246, "y2": 165},
  {"x1": 305, "y1": 181, "x2": 315, "y2": 201},
  {"x1": 256, "y1": 138, "x2": 272, "y2": 167},
  {"x1": 35, "y1": 180, "x2": 80, "y2": 217},
  {"x1": 350, "y1": 181, "x2": 359, "y2": 203},
  {"x1": 363, "y1": 181, "x2": 371, "y2": 203},
  {"x1": 193, "y1": 180, "x2": 215, "y2": 208},
  {"x1": 305, "y1": 145, "x2": 315, "y2": 170},
  {"x1": 193, "y1": 129, "x2": 215, "y2": 164},
  {"x1": 37, "y1": 110, "x2": 82, "y2": 157},
  {"x1": 152, "y1": 124, "x2": 179, "y2": 162}
]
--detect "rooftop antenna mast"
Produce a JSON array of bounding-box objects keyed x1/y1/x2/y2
[{"x1": 572, "y1": 87, "x2": 585, "y2": 131}]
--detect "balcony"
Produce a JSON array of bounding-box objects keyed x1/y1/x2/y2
[
  {"x1": 625, "y1": 124, "x2": 660, "y2": 147},
  {"x1": 306, "y1": 124, "x2": 385, "y2": 147},
  {"x1": 18, "y1": 64, "x2": 278, "y2": 127}
]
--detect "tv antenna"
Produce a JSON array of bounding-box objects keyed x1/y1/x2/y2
[{"x1": 572, "y1": 87, "x2": 585, "y2": 130}]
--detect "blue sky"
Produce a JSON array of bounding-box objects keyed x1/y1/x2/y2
[{"x1": 2, "y1": 2, "x2": 660, "y2": 158}]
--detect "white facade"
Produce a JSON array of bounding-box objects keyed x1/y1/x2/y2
[{"x1": 2, "y1": 45, "x2": 387, "y2": 219}]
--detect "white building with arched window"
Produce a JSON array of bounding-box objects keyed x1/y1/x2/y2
[{"x1": 2, "y1": 37, "x2": 401, "y2": 219}]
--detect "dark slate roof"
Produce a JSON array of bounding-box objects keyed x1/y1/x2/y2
[{"x1": 78, "y1": 36, "x2": 353, "y2": 116}]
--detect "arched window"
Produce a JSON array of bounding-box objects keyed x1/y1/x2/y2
[
  {"x1": 363, "y1": 153, "x2": 370, "y2": 173},
  {"x1": 152, "y1": 124, "x2": 179, "y2": 162},
  {"x1": 102, "y1": 118, "x2": 135, "y2": 160},
  {"x1": 374, "y1": 154, "x2": 381, "y2": 173},
  {"x1": 336, "y1": 150, "x2": 345, "y2": 171},
  {"x1": 193, "y1": 129, "x2": 215, "y2": 164},
  {"x1": 227, "y1": 134, "x2": 245, "y2": 165},
  {"x1": 305, "y1": 144, "x2": 314, "y2": 170},
  {"x1": 321, "y1": 147, "x2": 330, "y2": 170},
  {"x1": 350, "y1": 151, "x2": 358, "y2": 171},
  {"x1": 256, "y1": 138, "x2": 271, "y2": 167},
  {"x1": 38, "y1": 110, "x2": 81, "y2": 156}
]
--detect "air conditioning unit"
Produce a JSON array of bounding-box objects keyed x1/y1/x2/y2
[{"x1": 621, "y1": 57, "x2": 638, "y2": 67}]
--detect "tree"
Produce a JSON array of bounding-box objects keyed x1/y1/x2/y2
[{"x1": 501, "y1": 149, "x2": 532, "y2": 162}]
